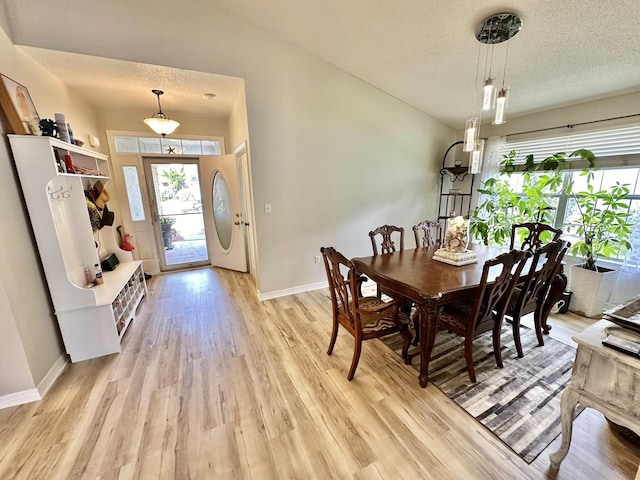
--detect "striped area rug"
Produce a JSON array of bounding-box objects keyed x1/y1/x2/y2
[{"x1": 381, "y1": 324, "x2": 583, "y2": 463}]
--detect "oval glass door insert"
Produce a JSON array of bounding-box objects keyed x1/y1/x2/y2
[{"x1": 212, "y1": 171, "x2": 232, "y2": 250}]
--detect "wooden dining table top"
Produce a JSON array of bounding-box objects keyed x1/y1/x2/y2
[{"x1": 353, "y1": 244, "x2": 509, "y2": 305}]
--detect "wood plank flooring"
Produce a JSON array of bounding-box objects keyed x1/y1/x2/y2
[{"x1": 0, "y1": 267, "x2": 638, "y2": 479}]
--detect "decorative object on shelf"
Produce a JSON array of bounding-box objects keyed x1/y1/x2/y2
[
  {"x1": 0, "y1": 74, "x2": 41, "y2": 135},
  {"x1": 39, "y1": 118, "x2": 58, "y2": 137},
  {"x1": 55, "y1": 113, "x2": 70, "y2": 143},
  {"x1": 67, "y1": 123, "x2": 75, "y2": 145},
  {"x1": 463, "y1": 13, "x2": 522, "y2": 167},
  {"x1": 143, "y1": 89, "x2": 180, "y2": 137}
]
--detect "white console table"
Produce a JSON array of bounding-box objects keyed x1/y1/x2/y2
[{"x1": 550, "y1": 319, "x2": 640, "y2": 478}]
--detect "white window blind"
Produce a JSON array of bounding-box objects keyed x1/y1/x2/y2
[{"x1": 505, "y1": 125, "x2": 640, "y2": 164}]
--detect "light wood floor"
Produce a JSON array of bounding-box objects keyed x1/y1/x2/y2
[{"x1": 1, "y1": 268, "x2": 638, "y2": 479}]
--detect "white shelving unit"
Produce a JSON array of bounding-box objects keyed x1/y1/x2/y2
[{"x1": 9, "y1": 135, "x2": 147, "y2": 362}]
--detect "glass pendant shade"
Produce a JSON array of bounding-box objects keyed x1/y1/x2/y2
[
  {"x1": 144, "y1": 89, "x2": 180, "y2": 137},
  {"x1": 144, "y1": 116, "x2": 180, "y2": 136},
  {"x1": 468, "y1": 139, "x2": 485, "y2": 174},
  {"x1": 493, "y1": 88, "x2": 509, "y2": 125},
  {"x1": 463, "y1": 117, "x2": 479, "y2": 152},
  {"x1": 482, "y1": 78, "x2": 495, "y2": 111}
]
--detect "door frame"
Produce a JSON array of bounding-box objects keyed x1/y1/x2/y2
[
  {"x1": 142, "y1": 156, "x2": 210, "y2": 272},
  {"x1": 235, "y1": 141, "x2": 258, "y2": 281}
]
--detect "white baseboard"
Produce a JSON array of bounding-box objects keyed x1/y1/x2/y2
[
  {"x1": 38, "y1": 354, "x2": 69, "y2": 397},
  {"x1": 0, "y1": 353, "x2": 68, "y2": 410},
  {"x1": 0, "y1": 389, "x2": 41, "y2": 409},
  {"x1": 258, "y1": 280, "x2": 327, "y2": 301}
]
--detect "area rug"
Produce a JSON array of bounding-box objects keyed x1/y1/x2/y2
[{"x1": 381, "y1": 325, "x2": 583, "y2": 463}]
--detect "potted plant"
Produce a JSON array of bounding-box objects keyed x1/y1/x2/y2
[
  {"x1": 563, "y1": 151, "x2": 633, "y2": 316},
  {"x1": 470, "y1": 148, "x2": 633, "y2": 317},
  {"x1": 160, "y1": 216, "x2": 176, "y2": 250}
]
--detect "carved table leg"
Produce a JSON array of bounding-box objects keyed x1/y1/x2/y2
[
  {"x1": 549, "y1": 385, "x2": 580, "y2": 469},
  {"x1": 541, "y1": 270, "x2": 568, "y2": 334},
  {"x1": 418, "y1": 299, "x2": 438, "y2": 388}
]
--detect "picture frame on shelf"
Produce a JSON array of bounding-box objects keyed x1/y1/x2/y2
[{"x1": 0, "y1": 74, "x2": 41, "y2": 135}]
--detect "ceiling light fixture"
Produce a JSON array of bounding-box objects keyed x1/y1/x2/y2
[
  {"x1": 143, "y1": 89, "x2": 180, "y2": 137},
  {"x1": 464, "y1": 12, "x2": 522, "y2": 172}
]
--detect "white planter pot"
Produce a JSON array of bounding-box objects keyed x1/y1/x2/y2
[{"x1": 568, "y1": 265, "x2": 618, "y2": 318}]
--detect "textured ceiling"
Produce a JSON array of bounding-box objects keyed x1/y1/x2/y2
[
  {"x1": 4, "y1": 0, "x2": 640, "y2": 129},
  {"x1": 20, "y1": 47, "x2": 244, "y2": 120}
]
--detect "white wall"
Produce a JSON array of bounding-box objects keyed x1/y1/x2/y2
[
  {"x1": 0, "y1": 273, "x2": 35, "y2": 397},
  {"x1": 4, "y1": 1, "x2": 456, "y2": 296}
]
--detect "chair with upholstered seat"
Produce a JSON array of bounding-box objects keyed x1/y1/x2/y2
[
  {"x1": 505, "y1": 239, "x2": 570, "y2": 357},
  {"x1": 412, "y1": 220, "x2": 443, "y2": 248},
  {"x1": 320, "y1": 246, "x2": 413, "y2": 380},
  {"x1": 437, "y1": 249, "x2": 530, "y2": 383},
  {"x1": 510, "y1": 222, "x2": 562, "y2": 251},
  {"x1": 368, "y1": 224, "x2": 415, "y2": 337}
]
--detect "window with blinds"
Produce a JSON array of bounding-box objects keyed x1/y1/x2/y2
[
  {"x1": 504, "y1": 125, "x2": 640, "y2": 168},
  {"x1": 494, "y1": 124, "x2": 640, "y2": 261}
]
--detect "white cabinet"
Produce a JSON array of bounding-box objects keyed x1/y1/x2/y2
[{"x1": 9, "y1": 135, "x2": 147, "y2": 362}]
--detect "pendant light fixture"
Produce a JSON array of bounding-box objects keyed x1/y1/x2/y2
[
  {"x1": 143, "y1": 89, "x2": 180, "y2": 137},
  {"x1": 463, "y1": 13, "x2": 522, "y2": 168}
]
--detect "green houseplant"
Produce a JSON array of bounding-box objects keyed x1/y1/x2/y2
[
  {"x1": 566, "y1": 169, "x2": 632, "y2": 271},
  {"x1": 470, "y1": 149, "x2": 565, "y2": 247},
  {"x1": 470, "y1": 148, "x2": 633, "y2": 317}
]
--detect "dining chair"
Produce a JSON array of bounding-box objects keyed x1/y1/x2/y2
[
  {"x1": 436, "y1": 249, "x2": 530, "y2": 383},
  {"x1": 368, "y1": 224, "x2": 416, "y2": 339},
  {"x1": 368, "y1": 224, "x2": 408, "y2": 299},
  {"x1": 369, "y1": 224, "x2": 405, "y2": 255},
  {"x1": 320, "y1": 247, "x2": 413, "y2": 381},
  {"x1": 412, "y1": 220, "x2": 443, "y2": 248},
  {"x1": 505, "y1": 239, "x2": 571, "y2": 357},
  {"x1": 509, "y1": 222, "x2": 562, "y2": 251}
]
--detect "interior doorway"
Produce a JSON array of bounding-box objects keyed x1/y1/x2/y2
[{"x1": 144, "y1": 158, "x2": 209, "y2": 271}]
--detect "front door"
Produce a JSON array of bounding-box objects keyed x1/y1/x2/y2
[
  {"x1": 144, "y1": 158, "x2": 210, "y2": 271},
  {"x1": 199, "y1": 155, "x2": 247, "y2": 272}
]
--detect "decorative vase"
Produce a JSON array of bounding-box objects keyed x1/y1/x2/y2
[{"x1": 568, "y1": 264, "x2": 618, "y2": 318}]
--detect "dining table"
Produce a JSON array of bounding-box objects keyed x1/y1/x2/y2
[{"x1": 353, "y1": 244, "x2": 567, "y2": 387}]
